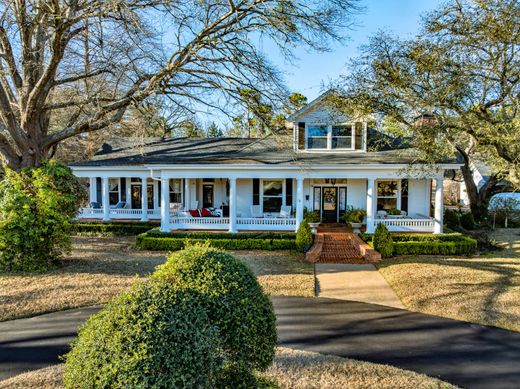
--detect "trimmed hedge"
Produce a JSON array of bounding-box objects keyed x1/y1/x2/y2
[
  {"x1": 145, "y1": 228, "x2": 295, "y2": 240},
  {"x1": 296, "y1": 222, "x2": 313, "y2": 252},
  {"x1": 136, "y1": 235, "x2": 296, "y2": 251},
  {"x1": 73, "y1": 221, "x2": 160, "y2": 236},
  {"x1": 373, "y1": 224, "x2": 393, "y2": 259},
  {"x1": 360, "y1": 232, "x2": 477, "y2": 256}
]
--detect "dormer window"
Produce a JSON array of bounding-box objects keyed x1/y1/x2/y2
[{"x1": 305, "y1": 123, "x2": 361, "y2": 151}]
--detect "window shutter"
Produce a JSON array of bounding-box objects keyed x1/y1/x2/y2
[
  {"x1": 285, "y1": 178, "x2": 293, "y2": 207},
  {"x1": 120, "y1": 178, "x2": 126, "y2": 202},
  {"x1": 253, "y1": 179, "x2": 260, "y2": 205},
  {"x1": 298, "y1": 122, "x2": 305, "y2": 150},
  {"x1": 96, "y1": 177, "x2": 102, "y2": 204},
  {"x1": 355, "y1": 122, "x2": 363, "y2": 150}
]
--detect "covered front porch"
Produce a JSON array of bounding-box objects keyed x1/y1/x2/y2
[{"x1": 74, "y1": 166, "x2": 445, "y2": 234}]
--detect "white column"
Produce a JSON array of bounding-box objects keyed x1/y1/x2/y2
[
  {"x1": 184, "y1": 179, "x2": 191, "y2": 209},
  {"x1": 141, "y1": 177, "x2": 148, "y2": 221},
  {"x1": 295, "y1": 178, "x2": 304, "y2": 230},
  {"x1": 125, "y1": 178, "x2": 131, "y2": 208},
  {"x1": 366, "y1": 178, "x2": 375, "y2": 233},
  {"x1": 228, "y1": 178, "x2": 237, "y2": 233},
  {"x1": 160, "y1": 177, "x2": 170, "y2": 232},
  {"x1": 434, "y1": 175, "x2": 444, "y2": 234},
  {"x1": 102, "y1": 177, "x2": 110, "y2": 221},
  {"x1": 89, "y1": 177, "x2": 97, "y2": 205},
  {"x1": 153, "y1": 180, "x2": 159, "y2": 210}
]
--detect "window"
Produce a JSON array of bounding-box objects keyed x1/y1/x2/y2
[
  {"x1": 169, "y1": 179, "x2": 183, "y2": 204},
  {"x1": 307, "y1": 125, "x2": 328, "y2": 149},
  {"x1": 332, "y1": 125, "x2": 353, "y2": 149},
  {"x1": 306, "y1": 124, "x2": 357, "y2": 150},
  {"x1": 377, "y1": 180, "x2": 399, "y2": 211},
  {"x1": 313, "y1": 187, "x2": 321, "y2": 211},
  {"x1": 263, "y1": 180, "x2": 283, "y2": 213},
  {"x1": 109, "y1": 178, "x2": 120, "y2": 205}
]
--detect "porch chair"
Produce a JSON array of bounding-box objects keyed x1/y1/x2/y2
[
  {"x1": 190, "y1": 200, "x2": 199, "y2": 210},
  {"x1": 114, "y1": 201, "x2": 126, "y2": 209},
  {"x1": 250, "y1": 205, "x2": 263, "y2": 218},
  {"x1": 90, "y1": 202, "x2": 101, "y2": 209},
  {"x1": 279, "y1": 205, "x2": 292, "y2": 218},
  {"x1": 376, "y1": 210, "x2": 387, "y2": 218}
]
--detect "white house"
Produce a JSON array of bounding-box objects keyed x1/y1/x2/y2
[{"x1": 71, "y1": 93, "x2": 461, "y2": 234}]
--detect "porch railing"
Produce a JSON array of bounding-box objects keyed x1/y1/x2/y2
[
  {"x1": 236, "y1": 217, "x2": 296, "y2": 230},
  {"x1": 169, "y1": 216, "x2": 230, "y2": 230},
  {"x1": 168, "y1": 216, "x2": 297, "y2": 231},
  {"x1": 374, "y1": 217, "x2": 435, "y2": 232},
  {"x1": 78, "y1": 207, "x2": 160, "y2": 219}
]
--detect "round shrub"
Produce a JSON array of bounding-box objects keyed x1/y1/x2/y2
[
  {"x1": 296, "y1": 221, "x2": 314, "y2": 252},
  {"x1": 373, "y1": 223, "x2": 393, "y2": 258},
  {"x1": 460, "y1": 212, "x2": 476, "y2": 230},
  {"x1": 0, "y1": 161, "x2": 85, "y2": 273},
  {"x1": 444, "y1": 208, "x2": 461, "y2": 231},
  {"x1": 64, "y1": 279, "x2": 220, "y2": 388},
  {"x1": 153, "y1": 243, "x2": 277, "y2": 376}
]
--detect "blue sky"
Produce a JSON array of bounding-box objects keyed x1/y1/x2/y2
[{"x1": 271, "y1": 0, "x2": 442, "y2": 101}]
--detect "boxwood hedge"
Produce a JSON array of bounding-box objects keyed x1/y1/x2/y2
[
  {"x1": 73, "y1": 221, "x2": 160, "y2": 236},
  {"x1": 360, "y1": 232, "x2": 477, "y2": 256},
  {"x1": 136, "y1": 229, "x2": 296, "y2": 251}
]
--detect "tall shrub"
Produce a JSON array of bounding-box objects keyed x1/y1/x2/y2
[
  {"x1": 153, "y1": 243, "x2": 277, "y2": 385},
  {"x1": 296, "y1": 221, "x2": 313, "y2": 252},
  {"x1": 373, "y1": 223, "x2": 393, "y2": 258},
  {"x1": 0, "y1": 161, "x2": 85, "y2": 272},
  {"x1": 64, "y1": 280, "x2": 220, "y2": 388}
]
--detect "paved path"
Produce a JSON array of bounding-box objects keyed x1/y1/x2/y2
[
  {"x1": 2, "y1": 297, "x2": 520, "y2": 389},
  {"x1": 315, "y1": 263, "x2": 405, "y2": 309}
]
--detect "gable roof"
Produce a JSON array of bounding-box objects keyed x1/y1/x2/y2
[{"x1": 287, "y1": 90, "x2": 334, "y2": 122}]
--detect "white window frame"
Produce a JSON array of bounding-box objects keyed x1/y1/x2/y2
[
  {"x1": 376, "y1": 179, "x2": 402, "y2": 211},
  {"x1": 169, "y1": 178, "x2": 183, "y2": 205},
  {"x1": 260, "y1": 179, "x2": 286, "y2": 214},
  {"x1": 108, "y1": 178, "x2": 121, "y2": 205},
  {"x1": 305, "y1": 123, "x2": 360, "y2": 151}
]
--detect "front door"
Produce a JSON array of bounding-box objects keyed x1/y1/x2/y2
[
  {"x1": 322, "y1": 187, "x2": 338, "y2": 223},
  {"x1": 202, "y1": 184, "x2": 214, "y2": 208}
]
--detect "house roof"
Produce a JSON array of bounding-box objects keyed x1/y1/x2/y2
[{"x1": 70, "y1": 132, "x2": 459, "y2": 168}]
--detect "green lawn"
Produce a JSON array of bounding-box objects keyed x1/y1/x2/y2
[{"x1": 377, "y1": 228, "x2": 520, "y2": 332}]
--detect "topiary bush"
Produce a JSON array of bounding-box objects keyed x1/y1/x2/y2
[
  {"x1": 153, "y1": 243, "x2": 277, "y2": 386},
  {"x1": 0, "y1": 161, "x2": 85, "y2": 273},
  {"x1": 460, "y1": 212, "x2": 476, "y2": 230},
  {"x1": 64, "y1": 279, "x2": 220, "y2": 388},
  {"x1": 295, "y1": 222, "x2": 313, "y2": 252},
  {"x1": 444, "y1": 208, "x2": 461, "y2": 231},
  {"x1": 373, "y1": 223, "x2": 393, "y2": 258}
]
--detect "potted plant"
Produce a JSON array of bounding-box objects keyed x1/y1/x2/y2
[
  {"x1": 303, "y1": 208, "x2": 321, "y2": 234},
  {"x1": 386, "y1": 208, "x2": 401, "y2": 216},
  {"x1": 341, "y1": 206, "x2": 367, "y2": 233}
]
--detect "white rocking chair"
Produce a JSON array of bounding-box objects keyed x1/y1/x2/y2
[{"x1": 279, "y1": 205, "x2": 292, "y2": 218}]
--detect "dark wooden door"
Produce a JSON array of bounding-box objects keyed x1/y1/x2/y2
[
  {"x1": 131, "y1": 184, "x2": 154, "y2": 209},
  {"x1": 321, "y1": 187, "x2": 338, "y2": 222},
  {"x1": 202, "y1": 184, "x2": 214, "y2": 208}
]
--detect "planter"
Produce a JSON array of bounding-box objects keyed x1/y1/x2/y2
[
  {"x1": 308, "y1": 222, "x2": 320, "y2": 234},
  {"x1": 350, "y1": 222, "x2": 362, "y2": 233}
]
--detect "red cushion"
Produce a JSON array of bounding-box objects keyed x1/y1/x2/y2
[
  {"x1": 189, "y1": 209, "x2": 200, "y2": 217},
  {"x1": 200, "y1": 208, "x2": 212, "y2": 217}
]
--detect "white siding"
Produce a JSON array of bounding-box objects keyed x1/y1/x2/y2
[
  {"x1": 408, "y1": 179, "x2": 431, "y2": 217},
  {"x1": 236, "y1": 179, "x2": 252, "y2": 217},
  {"x1": 347, "y1": 179, "x2": 367, "y2": 210},
  {"x1": 298, "y1": 104, "x2": 347, "y2": 124},
  {"x1": 303, "y1": 179, "x2": 312, "y2": 210}
]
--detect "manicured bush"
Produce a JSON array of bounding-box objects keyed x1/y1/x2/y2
[
  {"x1": 373, "y1": 223, "x2": 393, "y2": 258},
  {"x1": 154, "y1": 243, "x2": 277, "y2": 385},
  {"x1": 64, "y1": 279, "x2": 220, "y2": 388},
  {"x1": 444, "y1": 208, "x2": 461, "y2": 230},
  {"x1": 73, "y1": 221, "x2": 160, "y2": 236},
  {"x1": 295, "y1": 222, "x2": 313, "y2": 252},
  {"x1": 145, "y1": 228, "x2": 295, "y2": 240},
  {"x1": 460, "y1": 212, "x2": 476, "y2": 230},
  {"x1": 0, "y1": 161, "x2": 85, "y2": 273},
  {"x1": 303, "y1": 209, "x2": 320, "y2": 223},
  {"x1": 136, "y1": 235, "x2": 296, "y2": 251},
  {"x1": 360, "y1": 232, "x2": 477, "y2": 256}
]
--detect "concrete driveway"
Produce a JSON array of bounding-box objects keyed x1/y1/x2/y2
[{"x1": 2, "y1": 297, "x2": 520, "y2": 389}]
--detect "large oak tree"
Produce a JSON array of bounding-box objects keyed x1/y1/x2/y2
[
  {"x1": 334, "y1": 0, "x2": 519, "y2": 220},
  {"x1": 0, "y1": 0, "x2": 358, "y2": 170}
]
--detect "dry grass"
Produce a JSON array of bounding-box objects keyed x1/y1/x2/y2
[
  {"x1": 377, "y1": 228, "x2": 520, "y2": 332},
  {"x1": 0, "y1": 347, "x2": 456, "y2": 389},
  {"x1": 0, "y1": 237, "x2": 315, "y2": 321},
  {"x1": 0, "y1": 236, "x2": 167, "y2": 322},
  {"x1": 233, "y1": 250, "x2": 315, "y2": 297}
]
